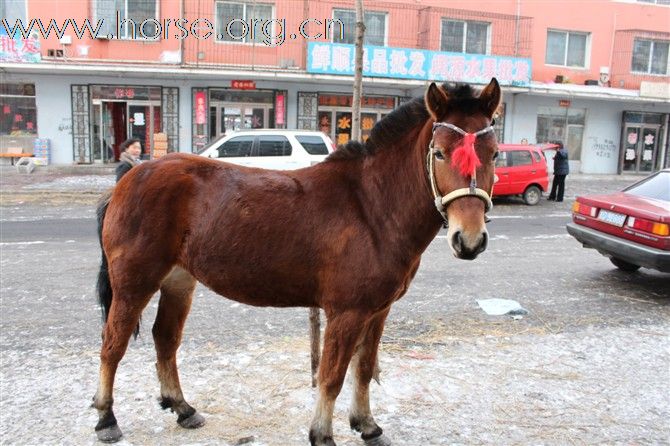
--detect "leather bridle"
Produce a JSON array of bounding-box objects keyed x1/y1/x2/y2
[{"x1": 426, "y1": 121, "x2": 495, "y2": 226}]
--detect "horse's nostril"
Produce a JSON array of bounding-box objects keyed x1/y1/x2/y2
[
  {"x1": 451, "y1": 231, "x2": 463, "y2": 253},
  {"x1": 478, "y1": 232, "x2": 488, "y2": 254}
]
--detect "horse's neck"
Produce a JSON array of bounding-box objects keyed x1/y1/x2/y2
[{"x1": 359, "y1": 135, "x2": 442, "y2": 255}]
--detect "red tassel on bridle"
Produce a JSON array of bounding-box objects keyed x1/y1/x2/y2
[{"x1": 451, "y1": 133, "x2": 480, "y2": 177}]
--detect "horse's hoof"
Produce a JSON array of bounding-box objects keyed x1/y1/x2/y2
[
  {"x1": 364, "y1": 433, "x2": 392, "y2": 446},
  {"x1": 178, "y1": 411, "x2": 205, "y2": 429},
  {"x1": 96, "y1": 424, "x2": 123, "y2": 443}
]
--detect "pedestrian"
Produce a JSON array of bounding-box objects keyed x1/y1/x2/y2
[
  {"x1": 116, "y1": 138, "x2": 142, "y2": 182},
  {"x1": 548, "y1": 141, "x2": 569, "y2": 202}
]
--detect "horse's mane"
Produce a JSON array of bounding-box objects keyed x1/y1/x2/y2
[{"x1": 326, "y1": 83, "x2": 480, "y2": 161}]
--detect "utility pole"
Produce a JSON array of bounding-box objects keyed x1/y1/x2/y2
[{"x1": 351, "y1": 0, "x2": 366, "y2": 140}]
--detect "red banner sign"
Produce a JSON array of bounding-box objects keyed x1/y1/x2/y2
[
  {"x1": 231, "y1": 80, "x2": 256, "y2": 90},
  {"x1": 195, "y1": 91, "x2": 206, "y2": 125},
  {"x1": 275, "y1": 94, "x2": 285, "y2": 126}
]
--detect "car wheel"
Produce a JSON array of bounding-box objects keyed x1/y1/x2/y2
[
  {"x1": 523, "y1": 185, "x2": 541, "y2": 205},
  {"x1": 609, "y1": 257, "x2": 641, "y2": 272}
]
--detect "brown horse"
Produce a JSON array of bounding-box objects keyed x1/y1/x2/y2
[{"x1": 92, "y1": 79, "x2": 502, "y2": 445}]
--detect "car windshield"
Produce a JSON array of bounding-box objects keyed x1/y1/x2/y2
[{"x1": 624, "y1": 171, "x2": 670, "y2": 201}]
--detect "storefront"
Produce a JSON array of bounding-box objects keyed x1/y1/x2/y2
[
  {"x1": 619, "y1": 111, "x2": 667, "y2": 173},
  {"x1": 535, "y1": 103, "x2": 586, "y2": 163},
  {"x1": 69, "y1": 83, "x2": 179, "y2": 164},
  {"x1": 90, "y1": 85, "x2": 162, "y2": 162},
  {"x1": 191, "y1": 86, "x2": 287, "y2": 152},
  {"x1": 316, "y1": 94, "x2": 397, "y2": 145}
]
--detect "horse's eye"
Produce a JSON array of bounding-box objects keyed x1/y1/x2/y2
[
  {"x1": 434, "y1": 150, "x2": 445, "y2": 160},
  {"x1": 492, "y1": 151, "x2": 499, "y2": 160},
  {"x1": 491, "y1": 118, "x2": 496, "y2": 126}
]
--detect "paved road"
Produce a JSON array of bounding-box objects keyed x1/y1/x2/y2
[{"x1": 1, "y1": 179, "x2": 669, "y2": 445}]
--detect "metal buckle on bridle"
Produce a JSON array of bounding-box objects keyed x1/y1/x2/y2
[{"x1": 427, "y1": 122, "x2": 495, "y2": 228}]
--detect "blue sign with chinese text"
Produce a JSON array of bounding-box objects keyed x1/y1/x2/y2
[
  {"x1": 0, "y1": 28, "x2": 41, "y2": 63},
  {"x1": 307, "y1": 42, "x2": 531, "y2": 87}
]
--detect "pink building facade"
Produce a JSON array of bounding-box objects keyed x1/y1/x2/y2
[{"x1": 1, "y1": 0, "x2": 669, "y2": 173}]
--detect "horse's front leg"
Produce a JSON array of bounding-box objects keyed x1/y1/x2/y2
[
  {"x1": 309, "y1": 311, "x2": 369, "y2": 446},
  {"x1": 349, "y1": 309, "x2": 392, "y2": 446}
]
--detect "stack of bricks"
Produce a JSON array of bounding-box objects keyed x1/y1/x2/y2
[{"x1": 153, "y1": 133, "x2": 168, "y2": 159}]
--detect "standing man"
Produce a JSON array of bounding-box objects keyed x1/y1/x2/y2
[{"x1": 548, "y1": 141, "x2": 569, "y2": 202}]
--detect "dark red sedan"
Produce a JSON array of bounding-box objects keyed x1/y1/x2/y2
[{"x1": 566, "y1": 169, "x2": 670, "y2": 273}]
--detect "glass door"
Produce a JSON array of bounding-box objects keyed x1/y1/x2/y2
[
  {"x1": 622, "y1": 126, "x2": 640, "y2": 172},
  {"x1": 639, "y1": 127, "x2": 658, "y2": 172},
  {"x1": 622, "y1": 125, "x2": 659, "y2": 173},
  {"x1": 91, "y1": 101, "x2": 114, "y2": 163}
]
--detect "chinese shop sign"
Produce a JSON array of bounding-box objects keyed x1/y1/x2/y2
[
  {"x1": 307, "y1": 42, "x2": 531, "y2": 87},
  {"x1": 231, "y1": 80, "x2": 256, "y2": 90},
  {"x1": 0, "y1": 28, "x2": 41, "y2": 63}
]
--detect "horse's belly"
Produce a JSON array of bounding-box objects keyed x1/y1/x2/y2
[{"x1": 192, "y1": 267, "x2": 318, "y2": 308}]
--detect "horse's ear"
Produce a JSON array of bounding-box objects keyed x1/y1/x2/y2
[
  {"x1": 425, "y1": 82, "x2": 449, "y2": 121},
  {"x1": 479, "y1": 77, "x2": 502, "y2": 118}
]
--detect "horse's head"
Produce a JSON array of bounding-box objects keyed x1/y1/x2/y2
[{"x1": 424, "y1": 78, "x2": 501, "y2": 260}]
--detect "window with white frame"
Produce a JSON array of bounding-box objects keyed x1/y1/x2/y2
[
  {"x1": 440, "y1": 19, "x2": 490, "y2": 54},
  {"x1": 216, "y1": 2, "x2": 273, "y2": 44},
  {"x1": 631, "y1": 38, "x2": 669, "y2": 75},
  {"x1": 95, "y1": 0, "x2": 158, "y2": 39},
  {"x1": 546, "y1": 30, "x2": 589, "y2": 67},
  {"x1": 332, "y1": 9, "x2": 387, "y2": 46},
  {"x1": 0, "y1": 0, "x2": 27, "y2": 26}
]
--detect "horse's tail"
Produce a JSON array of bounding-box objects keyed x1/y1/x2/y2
[{"x1": 96, "y1": 190, "x2": 140, "y2": 339}]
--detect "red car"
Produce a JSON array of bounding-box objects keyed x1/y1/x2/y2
[
  {"x1": 493, "y1": 144, "x2": 554, "y2": 205},
  {"x1": 566, "y1": 169, "x2": 670, "y2": 272}
]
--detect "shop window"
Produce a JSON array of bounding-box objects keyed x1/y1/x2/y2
[
  {"x1": 332, "y1": 9, "x2": 387, "y2": 46},
  {"x1": 440, "y1": 19, "x2": 490, "y2": 55},
  {"x1": 95, "y1": 0, "x2": 159, "y2": 39},
  {"x1": 1, "y1": 83, "x2": 37, "y2": 151},
  {"x1": 0, "y1": 0, "x2": 27, "y2": 26},
  {"x1": 216, "y1": 1, "x2": 273, "y2": 44},
  {"x1": 546, "y1": 30, "x2": 589, "y2": 68},
  {"x1": 536, "y1": 106, "x2": 585, "y2": 161},
  {"x1": 631, "y1": 39, "x2": 669, "y2": 75}
]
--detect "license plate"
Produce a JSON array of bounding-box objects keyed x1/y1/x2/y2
[{"x1": 597, "y1": 209, "x2": 626, "y2": 227}]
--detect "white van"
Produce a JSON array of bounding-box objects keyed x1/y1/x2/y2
[{"x1": 198, "y1": 129, "x2": 336, "y2": 170}]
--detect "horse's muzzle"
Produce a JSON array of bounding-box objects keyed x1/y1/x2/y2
[{"x1": 451, "y1": 230, "x2": 488, "y2": 260}]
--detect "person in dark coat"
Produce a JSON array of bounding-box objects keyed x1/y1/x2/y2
[
  {"x1": 548, "y1": 141, "x2": 569, "y2": 202},
  {"x1": 115, "y1": 138, "x2": 142, "y2": 182}
]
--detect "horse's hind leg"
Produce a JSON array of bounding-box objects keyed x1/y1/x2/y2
[
  {"x1": 349, "y1": 309, "x2": 391, "y2": 446},
  {"x1": 93, "y1": 288, "x2": 155, "y2": 442},
  {"x1": 152, "y1": 267, "x2": 204, "y2": 429}
]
